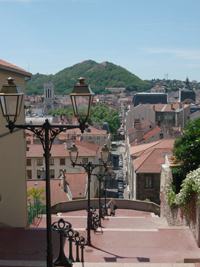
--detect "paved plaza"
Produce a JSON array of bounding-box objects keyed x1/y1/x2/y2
[{"x1": 1, "y1": 209, "x2": 200, "y2": 266}]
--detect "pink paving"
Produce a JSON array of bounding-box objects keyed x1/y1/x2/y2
[{"x1": 0, "y1": 209, "x2": 200, "y2": 265}]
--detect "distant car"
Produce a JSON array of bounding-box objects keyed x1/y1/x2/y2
[
  {"x1": 118, "y1": 176, "x2": 123, "y2": 181},
  {"x1": 118, "y1": 184, "x2": 123, "y2": 191},
  {"x1": 118, "y1": 186, "x2": 124, "y2": 192},
  {"x1": 118, "y1": 192, "x2": 124, "y2": 198},
  {"x1": 118, "y1": 181, "x2": 123, "y2": 186}
]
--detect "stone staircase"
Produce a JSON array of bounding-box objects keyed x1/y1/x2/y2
[{"x1": 1, "y1": 209, "x2": 200, "y2": 266}]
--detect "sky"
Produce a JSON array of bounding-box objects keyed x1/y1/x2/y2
[{"x1": 0, "y1": 0, "x2": 200, "y2": 82}]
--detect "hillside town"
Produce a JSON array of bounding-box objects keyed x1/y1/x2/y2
[{"x1": 1, "y1": 59, "x2": 200, "y2": 266}]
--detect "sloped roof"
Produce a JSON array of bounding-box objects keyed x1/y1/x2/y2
[
  {"x1": 27, "y1": 179, "x2": 69, "y2": 205},
  {"x1": 134, "y1": 147, "x2": 174, "y2": 173},
  {"x1": 130, "y1": 126, "x2": 162, "y2": 147},
  {"x1": 130, "y1": 139, "x2": 175, "y2": 157},
  {"x1": 133, "y1": 93, "x2": 168, "y2": 107},
  {"x1": 128, "y1": 120, "x2": 158, "y2": 136},
  {"x1": 0, "y1": 59, "x2": 32, "y2": 78},
  {"x1": 65, "y1": 173, "x2": 87, "y2": 199},
  {"x1": 149, "y1": 103, "x2": 189, "y2": 112},
  {"x1": 26, "y1": 140, "x2": 100, "y2": 158},
  {"x1": 142, "y1": 126, "x2": 161, "y2": 140}
]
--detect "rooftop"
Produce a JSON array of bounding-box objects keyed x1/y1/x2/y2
[{"x1": 0, "y1": 59, "x2": 32, "y2": 78}]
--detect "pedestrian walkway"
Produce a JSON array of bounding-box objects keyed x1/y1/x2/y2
[{"x1": 0, "y1": 209, "x2": 200, "y2": 266}]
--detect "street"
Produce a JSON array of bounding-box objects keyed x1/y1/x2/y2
[{"x1": 102, "y1": 141, "x2": 129, "y2": 201}]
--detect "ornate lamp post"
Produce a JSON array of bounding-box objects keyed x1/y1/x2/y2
[
  {"x1": 69, "y1": 144, "x2": 110, "y2": 246},
  {"x1": 103, "y1": 170, "x2": 115, "y2": 215},
  {"x1": 95, "y1": 165, "x2": 114, "y2": 225},
  {"x1": 0, "y1": 77, "x2": 94, "y2": 267}
]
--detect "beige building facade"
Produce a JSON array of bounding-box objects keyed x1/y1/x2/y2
[
  {"x1": 0, "y1": 59, "x2": 32, "y2": 227},
  {"x1": 26, "y1": 141, "x2": 102, "y2": 198}
]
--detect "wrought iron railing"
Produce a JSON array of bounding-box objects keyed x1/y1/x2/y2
[{"x1": 28, "y1": 199, "x2": 46, "y2": 226}]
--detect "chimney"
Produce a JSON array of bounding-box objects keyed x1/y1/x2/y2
[
  {"x1": 61, "y1": 171, "x2": 67, "y2": 193},
  {"x1": 134, "y1": 119, "x2": 143, "y2": 143},
  {"x1": 65, "y1": 140, "x2": 71, "y2": 150},
  {"x1": 171, "y1": 103, "x2": 173, "y2": 110},
  {"x1": 153, "y1": 105, "x2": 155, "y2": 111}
]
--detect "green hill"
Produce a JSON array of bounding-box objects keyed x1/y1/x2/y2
[{"x1": 25, "y1": 60, "x2": 151, "y2": 95}]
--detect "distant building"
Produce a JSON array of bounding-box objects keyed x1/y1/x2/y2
[
  {"x1": 151, "y1": 85, "x2": 165, "y2": 93},
  {"x1": 132, "y1": 92, "x2": 168, "y2": 107},
  {"x1": 105, "y1": 87, "x2": 126, "y2": 93},
  {"x1": 43, "y1": 82, "x2": 63, "y2": 113},
  {"x1": 44, "y1": 82, "x2": 55, "y2": 111},
  {"x1": 179, "y1": 78, "x2": 196, "y2": 104},
  {"x1": 127, "y1": 139, "x2": 175, "y2": 204}
]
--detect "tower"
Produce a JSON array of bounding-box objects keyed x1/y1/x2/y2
[{"x1": 44, "y1": 82, "x2": 54, "y2": 112}]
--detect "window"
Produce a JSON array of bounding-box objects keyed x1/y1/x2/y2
[
  {"x1": 82, "y1": 158, "x2": 88, "y2": 164},
  {"x1": 97, "y1": 136, "x2": 100, "y2": 141},
  {"x1": 144, "y1": 176, "x2": 153, "y2": 188},
  {"x1": 50, "y1": 170, "x2": 55, "y2": 178},
  {"x1": 60, "y1": 158, "x2": 65, "y2": 165},
  {"x1": 159, "y1": 133, "x2": 163, "y2": 139},
  {"x1": 27, "y1": 159, "x2": 31, "y2": 166},
  {"x1": 89, "y1": 136, "x2": 92, "y2": 141},
  {"x1": 37, "y1": 170, "x2": 41, "y2": 179},
  {"x1": 37, "y1": 158, "x2": 43, "y2": 166},
  {"x1": 50, "y1": 158, "x2": 54, "y2": 165},
  {"x1": 27, "y1": 170, "x2": 32, "y2": 179}
]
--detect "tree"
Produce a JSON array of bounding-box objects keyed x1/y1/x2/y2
[
  {"x1": 27, "y1": 187, "x2": 46, "y2": 204},
  {"x1": 88, "y1": 103, "x2": 120, "y2": 134},
  {"x1": 172, "y1": 118, "x2": 200, "y2": 181}
]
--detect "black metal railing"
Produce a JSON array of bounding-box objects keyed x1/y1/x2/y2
[
  {"x1": 98, "y1": 202, "x2": 107, "y2": 219},
  {"x1": 86, "y1": 207, "x2": 100, "y2": 231},
  {"x1": 28, "y1": 200, "x2": 46, "y2": 226},
  {"x1": 52, "y1": 218, "x2": 87, "y2": 267}
]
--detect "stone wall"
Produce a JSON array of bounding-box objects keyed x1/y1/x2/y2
[
  {"x1": 51, "y1": 198, "x2": 160, "y2": 216},
  {"x1": 160, "y1": 190, "x2": 199, "y2": 246}
]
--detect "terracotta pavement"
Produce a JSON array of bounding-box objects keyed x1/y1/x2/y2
[{"x1": 1, "y1": 209, "x2": 200, "y2": 266}]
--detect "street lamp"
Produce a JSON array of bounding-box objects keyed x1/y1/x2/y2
[
  {"x1": 0, "y1": 77, "x2": 94, "y2": 267},
  {"x1": 103, "y1": 169, "x2": 115, "y2": 215},
  {"x1": 95, "y1": 165, "x2": 114, "y2": 226},
  {"x1": 69, "y1": 144, "x2": 110, "y2": 246}
]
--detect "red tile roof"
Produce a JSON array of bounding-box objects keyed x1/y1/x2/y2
[
  {"x1": 0, "y1": 59, "x2": 32, "y2": 77},
  {"x1": 134, "y1": 148, "x2": 173, "y2": 173},
  {"x1": 27, "y1": 179, "x2": 69, "y2": 205},
  {"x1": 149, "y1": 103, "x2": 189, "y2": 112},
  {"x1": 65, "y1": 173, "x2": 87, "y2": 199},
  {"x1": 26, "y1": 140, "x2": 100, "y2": 158},
  {"x1": 130, "y1": 139, "x2": 175, "y2": 157},
  {"x1": 131, "y1": 139, "x2": 175, "y2": 173},
  {"x1": 142, "y1": 126, "x2": 161, "y2": 140}
]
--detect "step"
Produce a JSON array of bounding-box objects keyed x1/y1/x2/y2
[{"x1": 0, "y1": 261, "x2": 197, "y2": 267}]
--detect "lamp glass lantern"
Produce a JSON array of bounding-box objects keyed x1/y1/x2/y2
[
  {"x1": 69, "y1": 144, "x2": 79, "y2": 164},
  {"x1": 0, "y1": 77, "x2": 24, "y2": 123},
  {"x1": 70, "y1": 77, "x2": 94, "y2": 123},
  {"x1": 100, "y1": 144, "x2": 110, "y2": 164}
]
